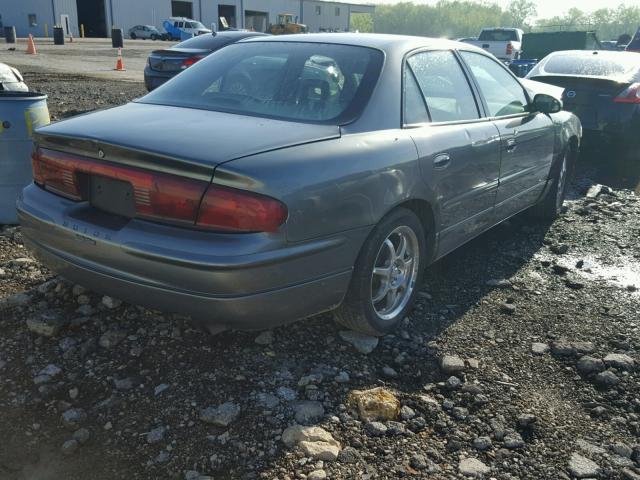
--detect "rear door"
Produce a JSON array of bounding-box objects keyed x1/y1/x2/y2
[
  {"x1": 405, "y1": 50, "x2": 501, "y2": 257},
  {"x1": 460, "y1": 51, "x2": 555, "y2": 220}
]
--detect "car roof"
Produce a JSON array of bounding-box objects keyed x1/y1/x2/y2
[
  {"x1": 241, "y1": 32, "x2": 486, "y2": 54},
  {"x1": 528, "y1": 49, "x2": 640, "y2": 81},
  {"x1": 544, "y1": 49, "x2": 637, "y2": 58}
]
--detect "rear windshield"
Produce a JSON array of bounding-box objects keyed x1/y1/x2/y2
[
  {"x1": 479, "y1": 29, "x2": 519, "y2": 42},
  {"x1": 540, "y1": 53, "x2": 639, "y2": 78},
  {"x1": 139, "y1": 42, "x2": 383, "y2": 124},
  {"x1": 176, "y1": 33, "x2": 238, "y2": 50}
]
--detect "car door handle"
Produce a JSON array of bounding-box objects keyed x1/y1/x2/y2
[
  {"x1": 433, "y1": 153, "x2": 451, "y2": 169},
  {"x1": 506, "y1": 138, "x2": 517, "y2": 152}
]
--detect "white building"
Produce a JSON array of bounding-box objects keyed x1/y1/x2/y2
[{"x1": 0, "y1": 0, "x2": 374, "y2": 38}]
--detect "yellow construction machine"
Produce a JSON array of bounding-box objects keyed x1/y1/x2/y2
[{"x1": 269, "y1": 14, "x2": 308, "y2": 35}]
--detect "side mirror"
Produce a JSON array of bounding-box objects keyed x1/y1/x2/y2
[{"x1": 532, "y1": 93, "x2": 562, "y2": 114}]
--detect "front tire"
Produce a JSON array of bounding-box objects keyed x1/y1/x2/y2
[
  {"x1": 335, "y1": 208, "x2": 425, "y2": 336},
  {"x1": 130, "y1": 32, "x2": 137, "y2": 40},
  {"x1": 531, "y1": 149, "x2": 570, "y2": 220}
]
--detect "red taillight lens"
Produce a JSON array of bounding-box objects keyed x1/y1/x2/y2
[
  {"x1": 181, "y1": 55, "x2": 205, "y2": 69},
  {"x1": 32, "y1": 148, "x2": 208, "y2": 225},
  {"x1": 32, "y1": 149, "x2": 83, "y2": 200},
  {"x1": 506, "y1": 43, "x2": 513, "y2": 55},
  {"x1": 197, "y1": 185, "x2": 288, "y2": 233},
  {"x1": 613, "y1": 83, "x2": 640, "y2": 104},
  {"x1": 31, "y1": 148, "x2": 288, "y2": 233}
]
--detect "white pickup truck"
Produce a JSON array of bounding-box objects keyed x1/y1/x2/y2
[{"x1": 464, "y1": 28, "x2": 523, "y2": 62}]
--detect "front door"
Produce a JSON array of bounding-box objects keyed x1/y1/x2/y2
[
  {"x1": 404, "y1": 50, "x2": 501, "y2": 257},
  {"x1": 459, "y1": 51, "x2": 555, "y2": 220}
]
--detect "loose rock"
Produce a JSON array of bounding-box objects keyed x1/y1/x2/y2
[
  {"x1": 568, "y1": 453, "x2": 601, "y2": 478},
  {"x1": 440, "y1": 355, "x2": 465, "y2": 374},
  {"x1": 26, "y1": 312, "x2": 67, "y2": 337},
  {"x1": 346, "y1": 387, "x2": 400, "y2": 421},
  {"x1": 459, "y1": 457, "x2": 490, "y2": 477},
  {"x1": 338, "y1": 330, "x2": 378, "y2": 354},
  {"x1": 603, "y1": 353, "x2": 635, "y2": 371},
  {"x1": 200, "y1": 402, "x2": 240, "y2": 427}
]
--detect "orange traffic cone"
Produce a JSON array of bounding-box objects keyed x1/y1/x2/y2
[
  {"x1": 114, "y1": 47, "x2": 125, "y2": 71},
  {"x1": 26, "y1": 34, "x2": 37, "y2": 55}
]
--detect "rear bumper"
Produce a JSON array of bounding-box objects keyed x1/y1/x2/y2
[
  {"x1": 143, "y1": 67, "x2": 176, "y2": 91},
  {"x1": 17, "y1": 184, "x2": 363, "y2": 329}
]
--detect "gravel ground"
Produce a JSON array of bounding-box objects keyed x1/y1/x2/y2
[{"x1": 1, "y1": 71, "x2": 639, "y2": 480}]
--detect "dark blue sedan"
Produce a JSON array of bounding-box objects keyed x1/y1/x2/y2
[
  {"x1": 527, "y1": 50, "x2": 640, "y2": 149},
  {"x1": 144, "y1": 31, "x2": 268, "y2": 91}
]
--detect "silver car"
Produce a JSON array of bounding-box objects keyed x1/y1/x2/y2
[
  {"x1": 18, "y1": 34, "x2": 581, "y2": 335},
  {"x1": 0, "y1": 62, "x2": 28, "y2": 91},
  {"x1": 128, "y1": 24, "x2": 163, "y2": 40}
]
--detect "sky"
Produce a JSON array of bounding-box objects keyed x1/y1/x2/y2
[{"x1": 368, "y1": 0, "x2": 633, "y2": 19}]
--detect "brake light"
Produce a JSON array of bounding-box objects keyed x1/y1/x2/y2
[
  {"x1": 31, "y1": 148, "x2": 288, "y2": 233},
  {"x1": 32, "y1": 148, "x2": 208, "y2": 225},
  {"x1": 506, "y1": 42, "x2": 513, "y2": 55},
  {"x1": 181, "y1": 55, "x2": 205, "y2": 69},
  {"x1": 32, "y1": 149, "x2": 83, "y2": 200},
  {"x1": 613, "y1": 83, "x2": 640, "y2": 104},
  {"x1": 197, "y1": 185, "x2": 288, "y2": 233}
]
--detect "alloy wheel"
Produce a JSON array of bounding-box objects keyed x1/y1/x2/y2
[{"x1": 370, "y1": 226, "x2": 420, "y2": 321}]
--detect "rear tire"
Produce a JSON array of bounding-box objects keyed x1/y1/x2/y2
[
  {"x1": 334, "y1": 208, "x2": 425, "y2": 336},
  {"x1": 531, "y1": 149, "x2": 571, "y2": 220}
]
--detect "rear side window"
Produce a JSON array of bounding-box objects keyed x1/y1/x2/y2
[
  {"x1": 407, "y1": 50, "x2": 479, "y2": 123},
  {"x1": 403, "y1": 67, "x2": 429, "y2": 124},
  {"x1": 140, "y1": 42, "x2": 383, "y2": 124},
  {"x1": 540, "y1": 54, "x2": 639, "y2": 78},
  {"x1": 176, "y1": 34, "x2": 237, "y2": 50},
  {"x1": 461, "y1": 51, "x2": 528, "y2": 117},
  {"x1": 478, "y1": 29, "x2": 518, "y2": 42}
]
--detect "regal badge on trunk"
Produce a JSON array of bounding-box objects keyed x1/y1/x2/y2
[{"x1": 98, "y1": 149, "x2": 105, "y2": 159}]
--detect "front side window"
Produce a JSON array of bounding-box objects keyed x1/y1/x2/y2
[
  {"x1": 140, "y1": 42, "x2": 383, "y2": 124},
  {"x1": 407, "y1": 50, "x2": 479, "y2": 123},
  {"x1": 460, "y1": 51, "x2": 528, "y2": 117}
]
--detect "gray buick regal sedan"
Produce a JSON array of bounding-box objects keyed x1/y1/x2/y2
[{"x1": 18, "y1": 34, "x2": 581, "y2": 335}]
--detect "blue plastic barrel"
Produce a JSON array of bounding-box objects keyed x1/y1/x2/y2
[
  {"x1": 0, "y1": 91, "x2": 50, "y2": 224},
  {"x1": 509, "y1": 59, "x2": 538, "y2": 78}
]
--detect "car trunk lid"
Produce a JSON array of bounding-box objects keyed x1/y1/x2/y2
[
  {"x1": 148, "y1": 48, "x2": 209, "y2": 72},
  {"x1": 530, "y1": 75, "x2": 631, "y2": 129},
  {"x1": 35, "y1": 102, "x2": 341, "y2": 177}
]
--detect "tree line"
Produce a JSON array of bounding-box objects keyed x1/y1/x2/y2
[{"x1": 350, "y1": 1, "x2": 640, "y2": 42}]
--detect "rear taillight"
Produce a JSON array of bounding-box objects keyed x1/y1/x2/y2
[
  {"x1": 181, "y1": 55, "x2": 205, "y2": 69},
  {"x1": 197, "y1": 185, "x2": 287, "y2": 233},
  {"x1": 32, "y1": 148, "x2": 208, "y2": 225},
  {"x1": 506, "y1": 43, "x2": 513, "y2": 55},
  {"x1": 613, "y1": 83, "x2": 640, "y2": 104},
  {"x1": 31, "y1": 148, "x2": 287, "y2": 233}
]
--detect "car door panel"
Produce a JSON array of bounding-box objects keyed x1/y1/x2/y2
[
  {"x1": 412, "y1": 123, "x2": 501, "y2": 256},
  {"x1": 459, "y1": 51, "x2": 555, "y2": 220},
  {"x1": 492, "y1": 113, "x2": 554, "y2": 219},
  {"x1": 403, "y1": 50, "x2": 501, "y2": 258}
]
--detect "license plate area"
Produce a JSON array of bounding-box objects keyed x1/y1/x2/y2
[{"x1": 89, "y1": 175, "x2": 136, "y2": 218}]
